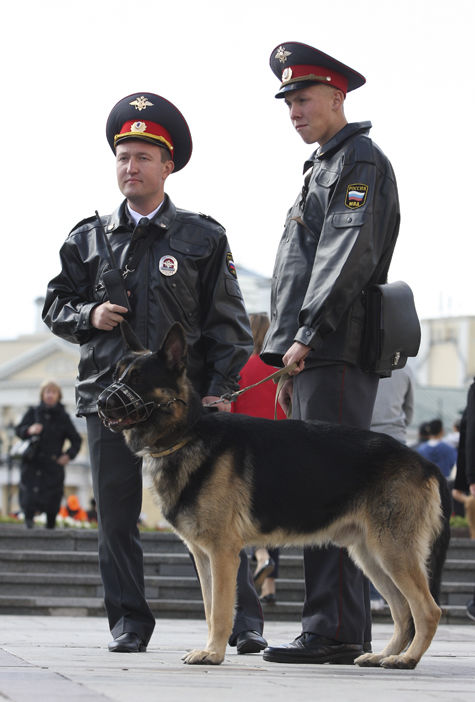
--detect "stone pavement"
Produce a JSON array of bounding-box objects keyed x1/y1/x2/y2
[{"x1": 0, "y1": 616, "x2": 474, "y2": 702}]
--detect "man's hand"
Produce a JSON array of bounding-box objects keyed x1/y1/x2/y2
[
  {"x1": 56, "y1": 453, "x2": 71, "y2": 467},
  {"x1": 277, "y1": 378, "x2": 293, "y2": 416},
  {"x1": 91, "y1": 302, "x2": 129, "y2": 331},
  {"x1": 282, "y1": 341, "x2": 311, "y2": 374},
  {"x1": 470, "y1": 483, "x2": 475, "y2": 497},
  {"x1": 202, "y1": 396, "x2": 232, "y2": 413},
  {"x1": 28, "y1": 423, "x2": 43, "y2": 436}
]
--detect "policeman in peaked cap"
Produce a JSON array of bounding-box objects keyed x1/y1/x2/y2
[
  {"x1": 261, "y1": 43, "x2": 401, "y2": 665},
  {"x1": 106, "y1": 91, "x2": 192, "y2": 171},
  {"x1": 43, "y1": 91, "x2": 265, "y2": 656}
]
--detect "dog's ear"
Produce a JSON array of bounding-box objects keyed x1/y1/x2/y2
[
  {"x1": 162, "y1": 323, "x2": 187, "y2": 370},
  {"x1": 120, "y1": 320, "x2": 146, "y2": 352}
]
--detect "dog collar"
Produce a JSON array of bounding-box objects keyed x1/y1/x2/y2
[{"x1": 148, "y1": 436, "x2": 192, "y2": 458}]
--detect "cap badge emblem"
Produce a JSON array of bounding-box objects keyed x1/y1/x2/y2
[
  {"x1": 131, "y1": 121, "x2": 147, "y2": 133},
  {"x1": 282, "y1": 67, "x2": 293, "y2": 83},
  {"x1": 129, "y1": 96, "x2": 154, "y2": 111},
  {"x1": 275, "y1": 46, "x2": 292, "y2": 63}
]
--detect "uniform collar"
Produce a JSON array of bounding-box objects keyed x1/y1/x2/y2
[
  {"x1": 106, "y1": 194, "x2": 177, "y2": 233},
  {"x1": 304, "y1": 120, "x2": 372, "y2": 170}
]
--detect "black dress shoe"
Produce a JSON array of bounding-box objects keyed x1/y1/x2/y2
[
  {"x1": 263, "y1": 632, "x2": 363, "y2": 664},
  {"x1": 108, "y1": 632, "x2": 147, "y2": 653},
  {"x1": 236, "y1": 630, "x2": 268, "y2": 654},
  {"x1": 253, "y1": 558, "x2": 275, "y2": 589}
]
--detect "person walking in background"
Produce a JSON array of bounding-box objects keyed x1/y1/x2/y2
[
  {"x1": 369, "y1": 366, "x2": 415, "y2": 609},
  {"x1": 233, "y1": 313, "x2": 286, "y2": 604},
  {"x1": 451, "y1": 379, "x2": 475, "y2": 619},
  {"x1": 260, "y1": 41, "x2": 400, "y2": 664},
  {"x1": 416, "y1": 419, "x2": 457, "y2": 480},
  {"x1": 43, "y1": 92, "x2": 266, "y2": 656},
  {"x1": 15, "y1": 380, "x2": 82, "y2": 529},
  {"x1": 452, "y1": 380, "x2": 475, "y2": 539},
  {"x1": 370, "y1": 366, "x2": 415, "y2": 444}
]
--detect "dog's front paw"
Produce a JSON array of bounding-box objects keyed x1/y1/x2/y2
[
  {"x1": 182, "y1": 648, "x2": 224, "y2": 665},
  {"x1": 354, "y1": 652, "x2": 385, "y2": 667},
  {"x1": 380, "y1": 654, "x2": 418, "y2": 669}
]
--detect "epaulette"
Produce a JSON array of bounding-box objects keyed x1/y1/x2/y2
[
  {"x1": 198, "y1": 212, "x2": 225, "y2": 229},
  {"x1": 69, "y1": 214, "x2": 100, "y2": 235}
]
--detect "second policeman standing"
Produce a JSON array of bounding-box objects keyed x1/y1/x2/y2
[{"x1": 261, "y1": 42, "x2": 401, "y2": 664}]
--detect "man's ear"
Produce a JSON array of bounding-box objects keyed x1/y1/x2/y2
[
  {"x1": 163, "y1": 159, "x2": 175, "y2": 179},
  {"x1": 332, "y1": 88, "x2": 345, "y2": 110}
]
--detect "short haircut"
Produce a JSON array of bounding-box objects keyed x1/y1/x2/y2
[{"x1": 429, "y1": 418, "x2": 443, "y2": 436}]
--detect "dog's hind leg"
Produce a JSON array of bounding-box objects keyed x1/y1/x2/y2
[{"x1": 182, "y1": 546, "x2": 241, "y2": 665}]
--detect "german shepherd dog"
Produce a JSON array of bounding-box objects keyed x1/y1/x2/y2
[{"x1": 98, "y1": 322, "x2": 451, "y2": 669}]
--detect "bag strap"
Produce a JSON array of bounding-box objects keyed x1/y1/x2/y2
[
  {"x1": 368, "y1": 234, "x2": 399, "y2": 288},
  {"x1": 95, "y1": 211, "x2": 159, "y2": 282}
]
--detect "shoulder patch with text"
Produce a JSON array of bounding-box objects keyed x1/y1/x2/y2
[
  {"x1": 345, "y1": 183, "x2": 368, "y2": 209},
  {"x1": 226, "y1": 252, "x2": 237, "y2": 278}
]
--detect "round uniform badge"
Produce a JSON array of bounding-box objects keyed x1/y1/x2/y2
[{"x1": 159, "y1": 255, "x2": 178, "y2": 276}]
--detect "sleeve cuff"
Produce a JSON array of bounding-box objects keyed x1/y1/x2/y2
[
  {"x1": 294, "y1": 325, "x2": 320, "y2": 348},
  {"x1": 77, "y1": 303, "x2": 98, "y2": 332}
]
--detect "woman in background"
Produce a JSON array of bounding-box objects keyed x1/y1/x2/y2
[{"x1": 15, "y1": 380, "x2": 82, "y2": 529}]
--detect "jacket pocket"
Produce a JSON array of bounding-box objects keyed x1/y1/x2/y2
[
  {"x1": 315, "y1": 168, "x2": 339, "y2": 187},
  {"x1": 78, "y1": 344, "x2": 99, "y2": 379},
  {"x1": 169, "y1": 237, "x2": 209, "y2": 257},
  {"x1": 331, "y1": 210, "x2": 366, "y2": 228}
]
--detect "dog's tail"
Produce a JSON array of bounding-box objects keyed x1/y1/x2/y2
[{"x1": 428, "y1": 470, "x2": 452, "y2": 605}]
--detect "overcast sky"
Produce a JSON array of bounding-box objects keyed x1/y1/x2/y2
[{"x1": 1, "y1": 0, "x2": 474, "y2": 339}]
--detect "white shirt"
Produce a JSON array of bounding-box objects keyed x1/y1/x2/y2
[{"x1": 127, "y1": 200, "x2": 164, "y2": 226}]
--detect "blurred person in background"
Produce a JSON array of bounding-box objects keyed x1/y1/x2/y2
[{"x1": 15, "y1": 381, "x2": 82, "y2": 529}]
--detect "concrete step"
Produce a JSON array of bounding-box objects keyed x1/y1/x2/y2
[
  {"x1": 0, "y1": 592, "x2": 470, "y2": 625},
  {"x1": 0, "y1": 525, "x2": 473, "y2": 623}
]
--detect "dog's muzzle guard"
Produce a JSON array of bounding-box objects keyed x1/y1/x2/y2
[
  {"x1": 97, "y1": 381, "x2": 160, "y2": 431},
  {"x1": 97, "y1": 354, "x2": 185, "y2": 432}
]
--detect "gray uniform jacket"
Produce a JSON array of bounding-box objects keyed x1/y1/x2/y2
[
  {"x1": 261, "y1": 121, "x2": 400, "y2": 368},
  {"x1": 43, "y1": 195, "x2": 252, "y2": 415}
]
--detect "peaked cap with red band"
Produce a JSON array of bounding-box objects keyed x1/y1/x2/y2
[
  {"x1": 270, "y1": 42, "x2": 365, "y2": 98},
  {"x1": 106, "y1": 92, "x2": 192, "y2": 172}
]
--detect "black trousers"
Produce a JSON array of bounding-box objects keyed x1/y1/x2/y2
[
  {"x1": 86, "y1": 415, "x2": 263, "y2": 645},
  {"x1": 291, "y1": 364, "x2": 379, "y2": 644}
]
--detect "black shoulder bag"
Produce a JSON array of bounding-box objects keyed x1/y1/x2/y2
[
  {"x1": 361, "y1": 281, "x2": 421, "y2": 376},
  {"x1": 360, "y1": 238, "x2": 421, "y2": 377}
]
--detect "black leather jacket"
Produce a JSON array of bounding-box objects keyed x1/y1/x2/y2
[
  {"x1": 43, "y1": 196, "x2": 252, "y2": 415},
  {"x1": 261, "y1": 121, "x2": 400, "y2": 368}
]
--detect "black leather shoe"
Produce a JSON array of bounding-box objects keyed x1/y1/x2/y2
[
  {"x1": 263, "y1": 632, "x2": 363, "y2": 664},
  {"x1": 236, "y1": 630, "x2": 268, "y2": 654},
  {"x1": 108, "y1": 632, "x2": 147, "y2": 653}
]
